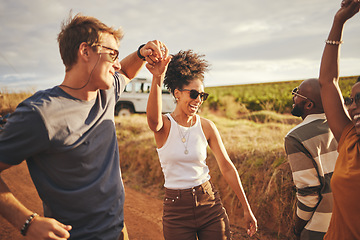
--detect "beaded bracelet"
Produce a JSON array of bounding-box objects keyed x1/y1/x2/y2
[
  {"x1": 20, "y1": 213, "x2": 38, "y2": 236},
  {"x1": 325, "y1": 39, "x2": 343, "y2": 45},
  {"x1": 137, "y1": 44, "x2": 146, "y2": 61}
]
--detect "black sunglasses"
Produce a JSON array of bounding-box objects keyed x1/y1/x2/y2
[
  {"x1": 344, "y1": 92, "x2": 360, "y2": 107},
  {"x1": 180, "y1": 89, "x2": 209, "y2": 101}
]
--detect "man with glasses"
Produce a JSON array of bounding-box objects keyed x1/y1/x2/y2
[
  {"x1": 284, "y1": 78, "x2": 338, "y2": 240},
  {"x1": 0, "y1": 13, "x2": 166, "y2": 240}
]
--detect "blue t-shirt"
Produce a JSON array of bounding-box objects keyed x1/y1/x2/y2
[{"x1": 0, "y1": 73, "x2": 126, "y2": 240}]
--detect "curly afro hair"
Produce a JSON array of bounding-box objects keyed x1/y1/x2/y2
[{"x1": 164, "y1": 50, "x2": 210, "y2": 95}]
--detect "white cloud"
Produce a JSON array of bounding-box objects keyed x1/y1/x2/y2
[{"x1": 231, "y1": 21, "x2": 281, "y2": 34}]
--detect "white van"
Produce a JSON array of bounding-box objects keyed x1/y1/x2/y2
[{"x1": 115, "y1": 78, "x2": 176, "y2": 116}]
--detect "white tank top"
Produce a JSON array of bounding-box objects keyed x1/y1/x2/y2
[{"x1": 157, "y1": 113, "x2": 210, "y2": 189}]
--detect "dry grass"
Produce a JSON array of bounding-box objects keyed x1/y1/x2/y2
[
  {"x1": 0, "y1": 88, "x2": 33, "y2": 116},
  {"x1": 116, "y1": 113, "x2": 300, "y2": 239}
]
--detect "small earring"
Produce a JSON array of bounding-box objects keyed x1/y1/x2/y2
[{"x1": 175, "y1": 98, "x2": 179, "y2": 101}]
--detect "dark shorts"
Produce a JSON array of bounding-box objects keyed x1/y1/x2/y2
[{"x1": 163, "y1": 181, "x2": 231, "y2": 240}]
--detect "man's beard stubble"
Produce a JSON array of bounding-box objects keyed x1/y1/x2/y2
[{"x1": 291, "y1": 103, "x2": 304, "y2": 117}]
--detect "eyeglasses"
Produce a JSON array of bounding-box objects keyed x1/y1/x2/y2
[
  {"x1": 292, "y1": 87, "x2": 314, "y2": 103},
  {"x1": 95, "y1": 44, "x2": 119, "y2": 62},
  {"x1": 344, "y1": 92, "x2": 360, "y2": 107},
  {"x1": 180, "y1": 89, "x2": 209, "y2": 101}
]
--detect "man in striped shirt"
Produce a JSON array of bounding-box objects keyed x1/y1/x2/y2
[{"x1": 285, "y1": 78, "x2": 338, "y2": 240}]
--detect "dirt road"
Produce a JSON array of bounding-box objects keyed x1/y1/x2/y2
[
  {"x1": 0, "y1": 162, "x2": 275, "y2": 240},
  {"x1": 0, "y1": 162, "x2": 164, "y2": 240}
]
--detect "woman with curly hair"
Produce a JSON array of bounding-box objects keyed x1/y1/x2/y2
[{"x1": 145, "y1": 49, "x2": 257, "y2": 240}]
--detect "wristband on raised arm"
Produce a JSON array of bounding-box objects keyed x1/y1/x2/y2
[
  {"x1": 137, "y1": 44, "x2": 146, "y2": 61},
  {"x1": 325, "y1": 39, "x2": 343, "y2": 45}
]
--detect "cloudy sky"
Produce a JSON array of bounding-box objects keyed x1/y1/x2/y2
[{"x1": 1, "y1": 0, "x2": 359, "y2": 91}]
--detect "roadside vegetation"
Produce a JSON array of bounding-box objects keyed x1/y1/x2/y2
[
  {"x1": 1, "y1": 75, "x2": 358, "y2": 239},
  {"x1": 0, "y1": 88, "x2": 33, "y2": 116}
]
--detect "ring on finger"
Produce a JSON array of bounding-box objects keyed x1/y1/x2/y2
[{"x1": 160, "y1": 47, "x2": 166, "y2": 55}]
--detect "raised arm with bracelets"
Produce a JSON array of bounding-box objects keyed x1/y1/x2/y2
[
  {"x1": 319, "y1": 1, "x2": 360, "y2": 239},
  {"x1": 318, "y1": 0, "x2": 359, "y2": 141}
]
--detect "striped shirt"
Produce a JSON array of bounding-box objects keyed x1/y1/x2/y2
[{"x1": 285, "y1": 113, "x2": 338, "y2": 240}]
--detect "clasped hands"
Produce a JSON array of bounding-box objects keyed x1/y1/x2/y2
[{"x1": 139, "y1": 40, "x2": 172, "y2": 77}]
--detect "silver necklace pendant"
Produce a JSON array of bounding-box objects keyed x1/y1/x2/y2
[{"x1": 172, "y1": 113, "x2": 194, "y2": 156}]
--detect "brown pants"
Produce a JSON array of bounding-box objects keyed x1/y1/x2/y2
[{"x1": 163, "y1": 181, "x2": 231, "y2": 240}]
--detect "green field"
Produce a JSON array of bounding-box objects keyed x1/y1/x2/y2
[
  {"x1": 1, "y1": 75, "x2": 358, "y2": 117},
  {"x1": 203, "y1": 75, "x2": 358, "y2": 115}
]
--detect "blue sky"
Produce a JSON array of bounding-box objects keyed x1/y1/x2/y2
[{"x1": 1, "y1": 0, "x2": 359, "y2": 91}]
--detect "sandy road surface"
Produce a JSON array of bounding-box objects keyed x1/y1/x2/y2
[
  {"x1": 0, "y1": 162, "x2": 276, "y2": 240},
  {"x1": 0, "y1": 162, "x2": 164, "y2": 240}
]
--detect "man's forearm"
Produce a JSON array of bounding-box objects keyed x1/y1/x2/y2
[
  {"x1": 0, "y1": 175, "x2": 32, "y2": 231},
  {"x1": 119, "y1": 51, "x2": 146, "y2": 82}
]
